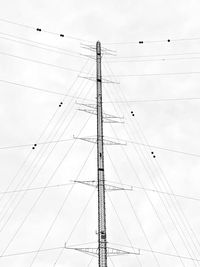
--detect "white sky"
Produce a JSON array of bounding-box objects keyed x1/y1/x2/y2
[{"x1": 0, "y1": 0, "x2": 200, "y2": 266}]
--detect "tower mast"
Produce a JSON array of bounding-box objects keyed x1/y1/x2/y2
[
  {"x1": 67, "y1": 40, "x2": 139, "y2": 264},
  {"x1": 96, "y1": 41, "x2": 108, "y2": 267}
]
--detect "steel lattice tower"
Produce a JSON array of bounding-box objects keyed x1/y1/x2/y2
[
  {"x1": 66, "y1": 40, "x2": 140, "y2": 266},
  {"x1": 96, "y1": 41, "x2": 108, "y2": 267}
]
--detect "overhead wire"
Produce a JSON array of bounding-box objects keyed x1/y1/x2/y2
[
  {"x1": 126, "y1": 184, "x2": 200, "y2": 203},
  {"x1": 106, "y1": 192, "x2": 142, "y2": 267},
  {"x1": 0, "y1": 31, "x2": 82, "y2": 54},
  {"x1": 0, "y1": 76, "x2": 93, "y2": 214},
  {"x1": 0, "y1": 78, "x2": 94, "y2": 100},
  {"x1": 0, "y1": 51, "x2": 91, "y2": 73},
  {"x1": 0, "y1": 112, "x2": 94, "y2": 257},
  {"x1": 0, "y1": 18, "x2": 92, "y2": 43},
  {"x1": 1, "y1": 243, "x2": 200, "y2": 263},
  {"x1": 109, "y1": 257, "x2": 116, "y2": 267},
  {"x1": 0, "y1": 179, "x2": 199, "y2": 203},
  {"x1": 104, "y1": 59, "x2": 200, "y2": 262},
  {"x1": 103, "y1": 36, "x2": 200, "y2": 45},
  {"x1": 0, "y1": 67, "x2": 95, "y2": 236},
  {"x1": 86, "y1": 256, "x2": 95, "y2": 267},
  {"x1": 0, "y1": 183, "x2": 73, "y2": 195},
  {"x1": 109, "y1": 242, "x2": 200, "y2": 263},
  {"x1": 103, "y1": 63, "x2": 192, "y2": 266},
  {"x1": 111, "y1": 51, "x2": 200, "y2": 59},
  {"x1": 1, "y1": 21, "x2": 200, "y2": 264},
  {"x1": 0, "y1": 34, "x2": 85, "y2": 59},
  {"x1": 0, "y1": 138, "x2": 74, "y2": 151},
  {"x1": 111, "y1": 66, "x2": 200, "y2": 260},
  {"x1": 1, "y1": 137, "x2": 200, "y2": 159},
  {"x1": 104, "y1": 71, "x2": 200, "y2": 78},
  {"x1": 53, "y1": 188, "x2": 96, "y2": 266},
  {"x1": 154, "y1": 159, "x2": 200, "y2": 256},
  {"x1": 105, "y1": 103, "x2": 188, "y2": 267},
  {"x1": 0, "y1": 80, "x2": 78, "y2": 207},
  {"x1": 29, "y1": 144, "x2": 96, "y2": 266},
  {"x1": 0, "y1": 246, "x2": 64, "y2": 258},
  {"x1": 103, "y1": 61, "x2": 200, "y2": 264},
  {"x1": 103, "y1": 97, "x2": 200, "y2": 103},
  {"x1": 0, "y1": 31, "x2": 85, "y2": 58},
  {"x1": 107, "y1": 56, "x2": 200, "y2": 63},
  {"x1": 112, "y1": 138, "x2": 200, "y2": 158},
  {"x1": 0, "y1": 60, "x2": 91, "y2": 215},
  {"x1": 0, "y1": 59, "x2": 92, "y2": 214},
  {"x1": 105, "y1": 147, "x2": 161, "y2": 267},
  {"x1": 0, "y1": 61, "x2": 94, "y2": 234}
]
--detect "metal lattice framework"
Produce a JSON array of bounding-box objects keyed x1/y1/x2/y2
[
  {"x1": 96, "y1": 40, "x2": 108, "y2": 267},
  {"x1": 64, "y1": 41, "x2": 140, "y2": 266}
]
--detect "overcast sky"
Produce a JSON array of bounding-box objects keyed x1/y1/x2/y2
[{"x1": 0, "y1": 0, "x2": 200, "y2": 266}]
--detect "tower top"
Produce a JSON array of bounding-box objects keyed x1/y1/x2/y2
[{"x1": 96, "y1": 41, "x2": 101, "y2": 54}]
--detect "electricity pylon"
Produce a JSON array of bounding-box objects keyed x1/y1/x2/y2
[
  {"x1": 96, "y1": 40, "x2": 108, "y2": 267},
  {"x1": 66, "y1": 41, "x2": 140, "y2": 266}
]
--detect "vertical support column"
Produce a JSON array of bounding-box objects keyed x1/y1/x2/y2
[{"x1": 96, "y1": 41, "x2": 107, "y2": 267}]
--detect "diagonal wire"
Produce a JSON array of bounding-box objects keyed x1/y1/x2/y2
[
  {"x1": 103, "y1": 64, "x2": 188, "y2": 267},
  {"x1": 103, "y1": 61, "x2": 200, "y2": 265},
  {"x1": 0, "y1": 76, "x2": 94, "y2": 231},
  {"x1": 0, "y1": 51, "x2": 91, "y2": 73},
  {"x1": 0, "y1": 60, "x2": 93, "y2": 223},
  {"x1": 0, "y1": 112, "x2": 93, "y2": 256},
  {"x1": 0, "y1": 18, "x2": 92, "y2": 42},
  {"x1": 0, "y1": 58, "x2": 90, "y2": 208},
  {"x1": 105, "y1": 60, "x2": 200, "y2": 261},
  {"x1": 105, "y1": 148, "x2": 161, "y2": 267},
  {"x1": 53, "y1": 189, "x2": 96, "y2": 266},
  {"x1": 0, "y1": 61, "x2": 94, "y2": 237},
  {"x1": 28, "y1": 144, "x2": 96, "y2": 266},
  {"x1": 106, "y1": 191, "x2": 142, "y2": 267}
]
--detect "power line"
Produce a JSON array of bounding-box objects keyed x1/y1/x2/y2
[
  {"x1": 104, "y1": 61, "x2": 200, "y2": 262},
  {"x1": 0, "y1": 77, "x2": 94, "y2": 242},
  {"x1": 0, "y1": 18, "x2": 91, "y2": 42},
  {"x1": 45, "y1": 188, "x2": 96, "y2": 266},
  {"x1": 1, "y1": 137, "x2": 199, "y2": 158},
  {"x1": 105, "y1": 149, "x2": 165, "y2": 266},
  {"x1": 0, "y1": 78, "x2": 94, "y2": 100},
  {"x1": 105, "y1": 180, "x2": 200, "y2": 203},
  {"x1": 104, "y1": 36, "x2": 200, "y2": 45},
  {"x1": 0, "y1": 51, "x2": 89, "y2": 73},
  {"x1": 129, "y1": 185, "x2": 200, "y2": 203},
  {"x1": 103, "y1": 97, "x2": 200, "y2": 103},
  {"x1": 0, "y1": 114, "x2": 93, "y2": 256},
  {"x1": 106, "y1": 136, "x2": 200, "y2": 158},
  {"x1": 104, "y1": 71, "x2": 200, "y2": 78},
  {"x1": 0, "y1": 183, "x2": 73, "y2": 195},
  {"x1": 1, "y1": 243, "x2": 200, "y2": 263},
  {"x1": 107, "y1": 56, "x2": 200, "y2": 63},
  {"x1": 0, "y1": 246, "x2": 63, "y2": 258},
  {"x1": 110, "y1": 243, "x2": 200, "y2": 263},
  {"x1": 0, "y1": 59, "x2": 90, "y2": 213},
  {"x1": 0, "y1": 32, "x2": 80, "y2": 55},
  {"x1": 106, "y1": 192, "x2": 143, "y2": 266},
  {"x1": 113, "y1": 51, "x2": 200, "y2": 59},
  {"x1": 28, "y1": 146, "x2": 96, "y2": 267},
  {"x1": 0, "y1": 32, "x2": 85, "y2": 59},
  {"x1": 103, "y1": 62, "x2": 197, "y2": 265},
  {"x1": 0, "y1": 180, "x2": 199, "y2": 204},
  {"x1": 0, "y1": 138, "x2": 74, "y2": 150},
  {"x1": 0, "y1": 66, "x2": 94, "y2": 237},
  {"x1": 123, "y1": 138, "x2": 200, "y2": 158},
  {"x1": 105, "y1": 60, "x2": 200, "y2": 262}
]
